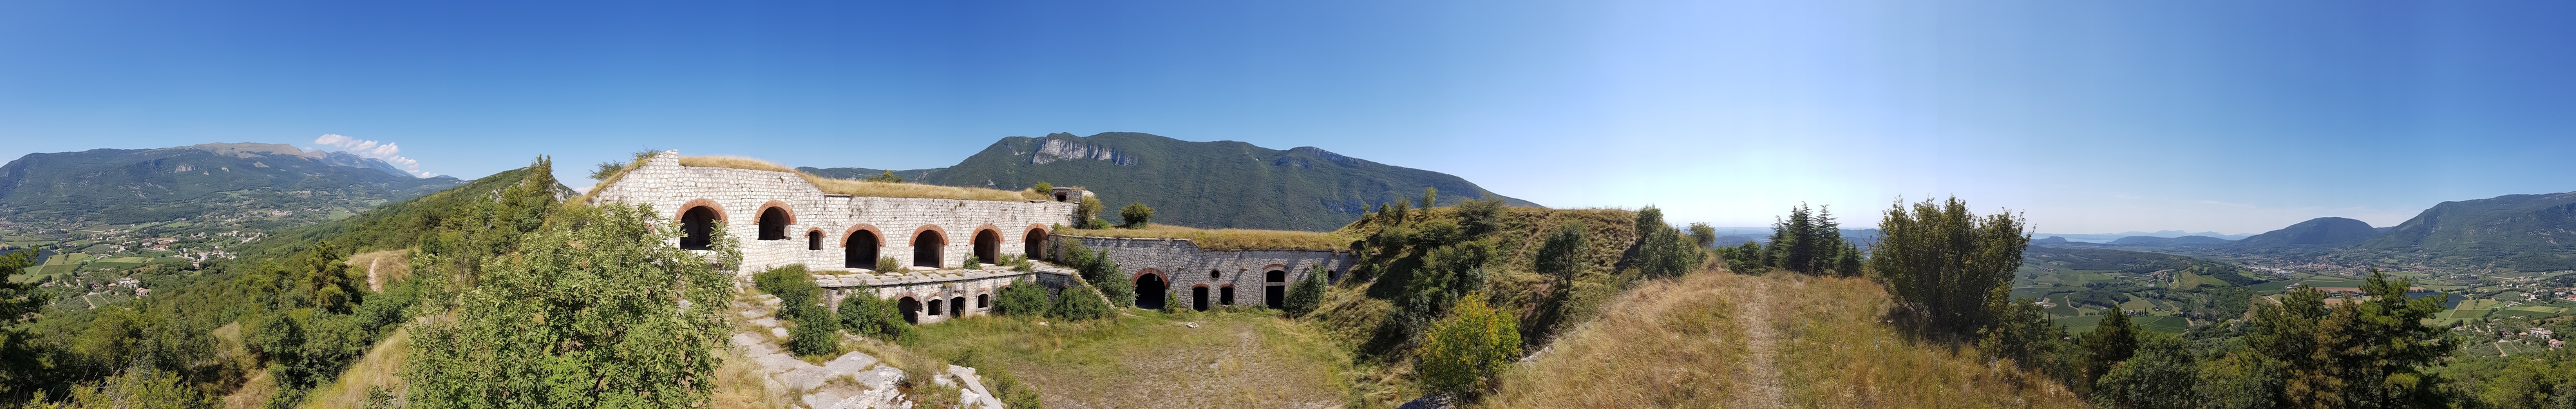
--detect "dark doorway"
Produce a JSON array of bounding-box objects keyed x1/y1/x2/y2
[
  {"x1": 899, "y1": 298, "x2": 921, "y2": 324},
  {"x1": 807, "y1": 231, "x2": 822, "y2": 250},
  {"x1": 977, "y1": 294, "x2": 989, "y2": 309},
  {"x1": 1266, "y1": 270, "x2": 1289, "y2": 309},
  {"x1": 1023, "y1": 229, "x2": 1047, "y2": 261},
  {"x1": 1220, "y1": 286, "x2": 1235, "y2": 306},
  {"x1": 1134, "y1": 274, "x2": 1167, "y2": 310},
  {"x1": 974, "y1": 229, "x2": 1001, "y2": 265},
  {"x1": 680, "y1": 206, "x2": 719, "y2": 250},
  {"x1": 845, "y1": 231, "x2": 880, "y2": 269},
  {"x1": 1192, "y1": 286, "x2": 1209, "y2": 311},
  {"x1": 913, "y1": 230, "x2": 944, "y2": 268},
  {"x1": 757, "y1": 207, "x2": 789, "y2": 240},
  {"x1": 952, "y1": 296, "x2": 968, "y2": 316},
  {"x1": 929, "y1": 299, "x2": 945, "y2": 316}
]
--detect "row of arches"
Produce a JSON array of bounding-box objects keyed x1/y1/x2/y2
[
  {"x1": 891, "y1": 293, "x2": 990, "y2": 324},
  {"x1": 1128, "y1": 268, "x2": 1299, "y2": 311},
  {"x1": 674, "y1": 201, "x2": 1049, "y2": 270}
]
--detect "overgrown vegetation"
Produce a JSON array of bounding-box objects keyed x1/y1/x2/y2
[
  {"x1": 754, "y1": 265, "x2": 838, "y2": 356},
  {"x1": 837, "y1": 292, "x2": 911, "y2": 342},
  {"x1": 1413, "y1": 294, "x2": 1518, "y2": 399},
  {"x1": 1058, "y1": 224, "x2": 1348, "y2": 251}
]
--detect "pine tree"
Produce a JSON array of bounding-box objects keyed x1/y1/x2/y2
[{"x1": 1869, "y1": 196, "x2": 2029, "y2": 340}]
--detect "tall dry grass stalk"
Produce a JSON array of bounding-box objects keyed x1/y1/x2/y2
[{"x1": 1061, "y1": 224, "x2": 1350, "y2": 251}]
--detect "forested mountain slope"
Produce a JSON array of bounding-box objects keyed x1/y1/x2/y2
[
  {"x1": 802, "y1": 132, "x2": 1535, "y2": 231},
  {"x1": 0, "y1": 143, "x2": 461, "y2": 226}
]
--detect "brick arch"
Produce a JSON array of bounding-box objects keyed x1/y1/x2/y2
[
  {"x1": 909, "y1": 224, "x2": 949, "y2": 246},
  {"x1": 754, "y1": 200, "x2": 796, "y2": 225},
  {"x1": 674, "y1": 198, "x2": 727, "y2": 222},
  {"x1": 1023, "y1": 224, "x2": 1052, "y2": 238},
  {"x1": 1132, "y1": 267, "x2": 1166, "y2": 281},
  {"x1": 1262, "y1": 263, "x2": 1289, "y2": 272},
  {"x1": 839, "y1": 225, "x2": 884, "y2": 247}
]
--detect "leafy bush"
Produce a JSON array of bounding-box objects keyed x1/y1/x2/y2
[
  {"x1": 1870, "y1": 196, "x2": 2026, "y2": 339},
  {"x1": 837, "y1": 294, "x2": 911, "y2": 341},
  {"x1": 1075, "y1": 196, "x2": 1104, "y2": 229},
  {"x1": 1416, "y1": 294, "x2": 1520, "y2": 397},
  {"x1": 753, "y1": 265, "x2": 819, "y2": 307},
  {"x1": 786, "y1": 306, "x2": 838, "y2": 356},
  {"x1": 1028, "y1": 182, "x2": 1052, "y2": 195},
  {"x1": 1048, "y1": 284, "x2": 1115, "y2": 321},
  {"x1": 963, "y1": 256, "x2": 981, "y2": 270},
  {"x1": 1283, "y1": 265, "x2": 1327, "y2": 318},
  {"x1": 992, "y1": 282, "x2": 1051, "y2": 317},
  {"x1": 1118, "y1": 202, "x2": 1155, "y2": 229},
  {"x1": 877, "y1": 256, "x2": 903, "y2": 272}
]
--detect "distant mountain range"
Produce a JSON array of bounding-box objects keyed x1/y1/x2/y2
[
  {"x1": 2232, "y1": 217, "x2": 2383, "y2": 249},
  {"x1": 2362, "y1": 192, "x2": 2576, "y2": 271},
  {"x1": 2034, "y1": 230, "x2": 2255, "y2": 243},
  {"x1": 0, "y1": 143, "x2": 463, "y2": 226},
  {"x1": 802, "y1": 132, "x2": 1535, "y2": 231}
]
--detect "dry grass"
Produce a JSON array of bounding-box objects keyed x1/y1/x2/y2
[
  {"x1": 345, "y1": 249, "x2": 410, "y2": 292},
  {"x1": 677, "y1": 155, "x2": 799, "y2": 173},
  {"x1": 211, "y1": 323, "x2": 274, "y2": 409},
  {"x1": 797, "y1": 174, "x2": 1044, "y2": 202},
  {"x1": 672, "y1": 155, "x2": 1046, "y2": 202},
  {"x1": 1488, "y1": 272, "x2": 2089, "y2": 408},
  {"x1": 299, "y1": 327, "x2": 412, "y2": 409},
  {"x1": 1775, "y1": 275, "x2": 2089, "y2": 408},
  {"x1": 901, "y1": 310, "x2": 1356, "y2": 408},
  {"x1": 1486, "y1": 271, "x2": 1753, "y2": 408},
  {"x1": 710, "y1": 348, "x2": 796, "y2": 409},
  {"x1": 1061, "y1": 224, "x2": 1351, "y2": 251}
]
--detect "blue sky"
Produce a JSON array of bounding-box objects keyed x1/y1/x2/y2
[{"x1": 3, "y1": 1, "x2": 2569, "y2": 234}]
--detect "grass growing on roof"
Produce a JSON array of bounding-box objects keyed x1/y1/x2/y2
[
  {"x1": 1061, "y1": 224, "x2": 1351, "y2": 251},
  {"x1": 671, "y1": 155, "x2": 1047, "y2": 202}
]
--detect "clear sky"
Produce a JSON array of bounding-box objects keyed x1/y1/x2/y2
[{"x1": 3, "y1": 1, "x2": 2569, "y2": 234}]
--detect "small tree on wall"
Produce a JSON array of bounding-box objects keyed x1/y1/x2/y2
[
  {"x1": 1119, "y1": 202, "x2": 1155, "y2": 229},
  {"x1": 1075, "y1": 196, "x2": 1106, "y2": 229}
]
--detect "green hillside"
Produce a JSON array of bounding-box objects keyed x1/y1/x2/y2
[
  {"x1": 802, "y1": 132, "x2": 1536, "y2": 231},
  {"x1": 2363, "y1": 191, "x2": 2576, "y2": 272},
  {"x1": 2232, "y1": 216, "x2": 2382, "y2": 250},
  {"x1": 0, "y1": 143, "x2": 462, "y2": 225}
]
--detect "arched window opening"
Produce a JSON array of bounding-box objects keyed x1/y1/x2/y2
[
  {"x1": 680, "y1": 206, "x2": 719, "y2": 250},
  {"x1": 807, "y1": 231, "x2": 822, "y2": 251},
  {"x1": 973, "y1": 229, "x2": 1001, "y2": 265},
  {"x1": 1134, "y1": 273, "x2": 1168, "y2": 310},
  {"x1": 977, "y1": 294, "x2": 989, "y2": 309},
  {"x1": 913, "y1": 230, "x2": 945, "y2": 269},
  {"x1": 899, "y1": 298, "x2": 921, "y2": 324},
  {"x1": 929, "y1": 299, "x2": 945, "y2": 316},
  {"x1": 846, "y1": 230, "x2": 881, "y2": 270},
  {"x1": 757, "y1": 207, "x2": 790, "y2": 240},
  {"x1": 952, "y1": 296, "x2": 968, "y2": 316}
]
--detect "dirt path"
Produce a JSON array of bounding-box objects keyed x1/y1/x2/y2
[{"x1": 1735, "y1": 276, "x2": 1787, "y2": 408}]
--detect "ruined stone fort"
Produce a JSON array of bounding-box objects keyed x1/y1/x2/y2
[{"x1": 589, "y1": 151, "x2": 1354, "y2": 324}]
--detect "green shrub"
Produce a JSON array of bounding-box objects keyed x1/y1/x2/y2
[
  {"x1": 786, "y1": 306, "x2": 838, "y2": 356},
  {"x1": 837, "y1": 294, "x2": 911, "y2": 341},
  {"x1": 1118, "y1": 202, "x2": 1154, "y2": 229},
  {"x1": 1075, "y1": 196, "x2": 1104, "y2": 229},
  {"x1": 1284, "y1": 265, "x2": 1328, "y2": 318},
  {"x1": 963, "y1": 256, "x2": 981, "y2": 270},
  {"x1": 1048, "y1": 284, "x2": 1115, "y2": 321},
  {"x1": 877, "y1": 256, "x2": 903, "y2": 272},
  {"x1": 1416, "y1": 294, "x2": 1520, "y2": 397},
  {"x1": 1028, "y1": 182, "x2": 1053, "y2": 195},
  {"x1": 992, "y1": 282, "x2": 1051, "y2": 317},
  {"x1": 754, "y1": 265, "x2": 818, "y2": 307}
]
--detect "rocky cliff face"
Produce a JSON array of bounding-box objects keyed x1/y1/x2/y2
[{"x1": 1027, "y1": 134, "x2": 1138, "y2": 166}]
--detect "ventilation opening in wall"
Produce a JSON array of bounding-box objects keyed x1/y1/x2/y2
[{"x1": 807, "y1": 231, "x2": 822, "y2": 250}]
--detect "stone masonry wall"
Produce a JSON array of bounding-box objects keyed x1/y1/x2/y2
[
  {"x1": 1066, "y1": 235, "x2": 1356, "y2": 310},
  {"x1": 592, "y1": 151, "x2": 1080, "y2": 278}
]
